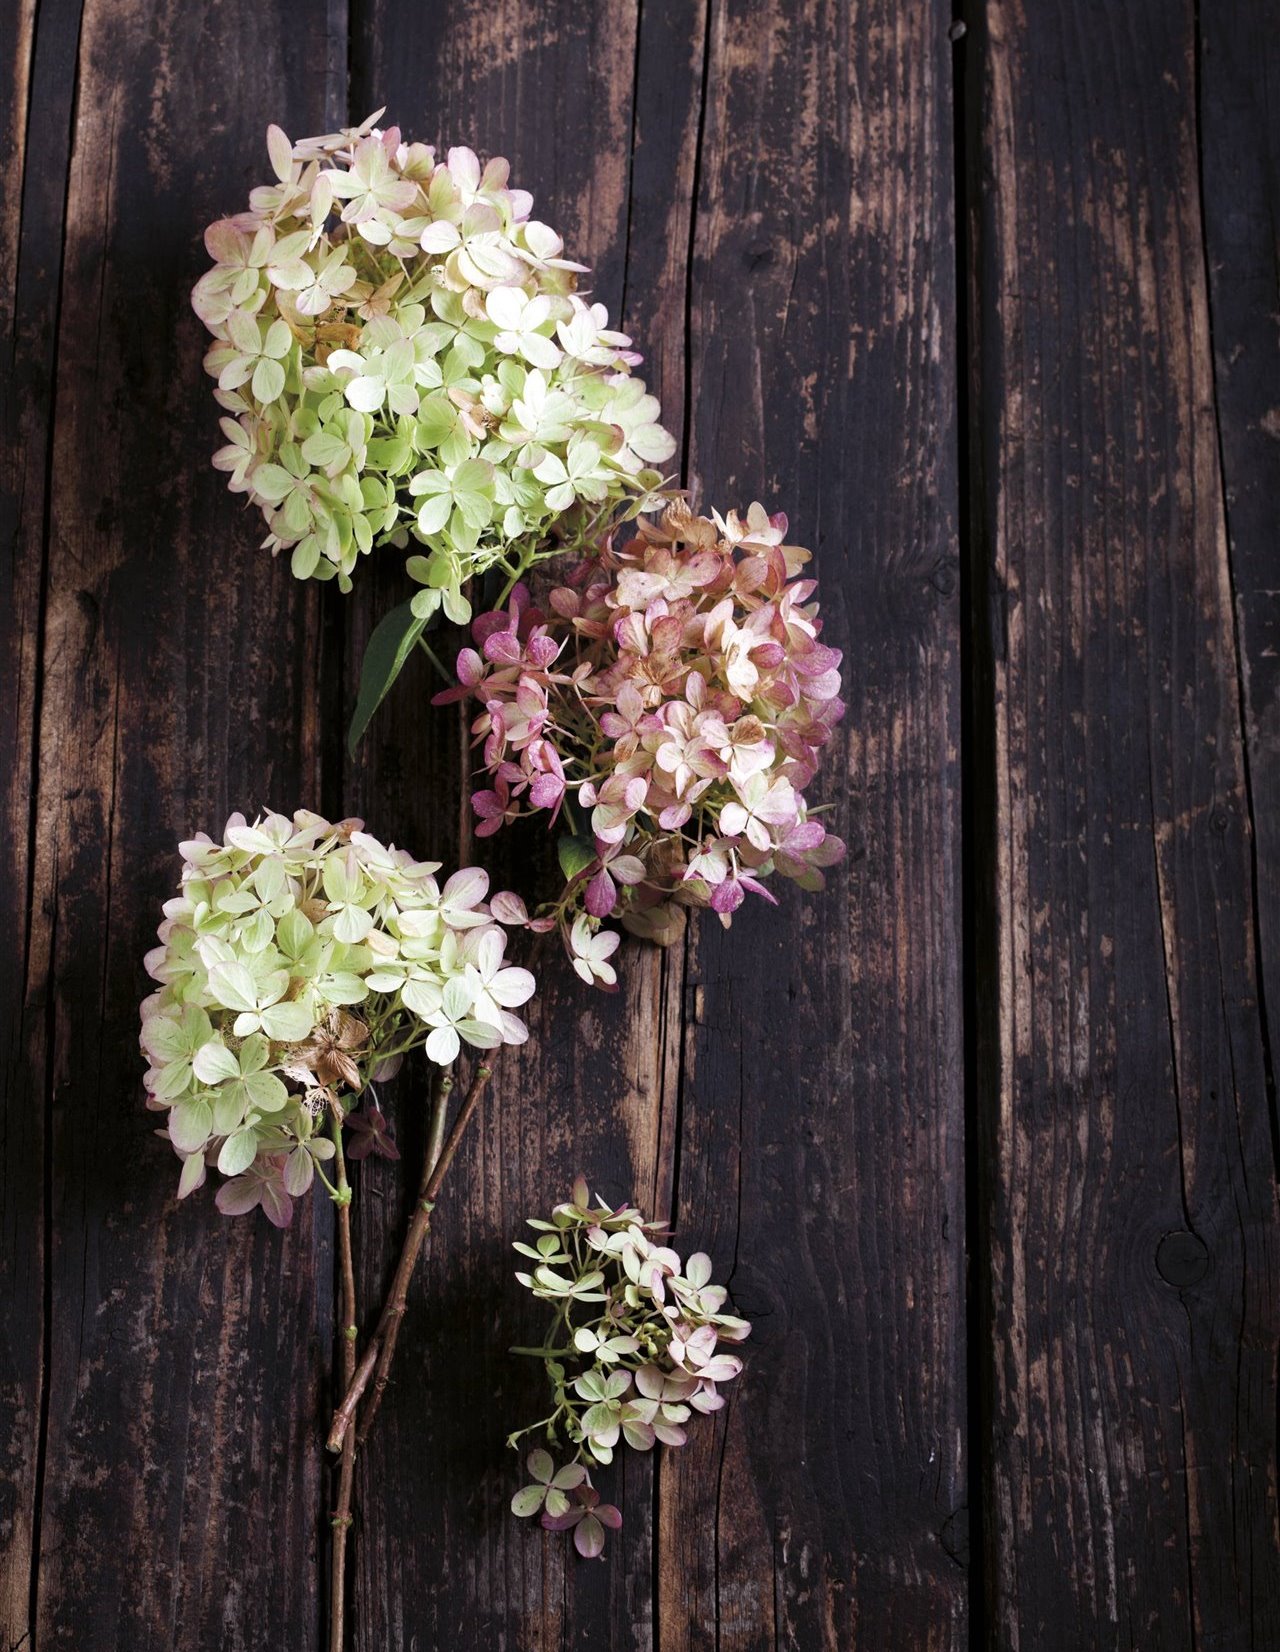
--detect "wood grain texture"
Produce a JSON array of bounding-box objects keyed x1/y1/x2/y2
[
  {"x1": 1198, "y1": 1, "x2": 1280, "y2": 1196},
  {"x1": 2, "y1": 2, "x2": 346, "y2": 1648},
  {"x1": 660, "y1": 3, "x2": 967, "y2": 1648},
  {"x1": 970, "y1": 0, "x2": 1280, "y2": 1644},
  {"x1": 1, "y1": 3, "x2": 73, "y2": 1643}
]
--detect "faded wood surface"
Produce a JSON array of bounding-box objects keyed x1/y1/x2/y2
[
  {"x1": 968, "y1": 0, "x2": 1280, "y2": 1646},
  {"x1": 1, "y1": 1, "x2": 1276, "y2": 1650}
]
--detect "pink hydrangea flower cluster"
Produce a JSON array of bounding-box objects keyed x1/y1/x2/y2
[{"x1": 438, "y1": 500, "x2": 845, "y2": 982}]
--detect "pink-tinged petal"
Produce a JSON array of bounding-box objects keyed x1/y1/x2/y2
[
  {"x1": 574, "y1": 1513, "x2": 606, "y2": 1559},
  {"x1": 697, "y1": 1354, "x2": 744, "y2": 1383},
  {"x1": 718, "y1": 801, "x2": 749, "y2": 838},
  {"x1": 472, "y1": 612, "x2": 508, "y2": 647},
  {"x1": 499, "y1": 1010, "x2": 530, "y2": 1044},
  {"x1": 528, "y1": 773, "x2": 565, "y2": 811},
  {"x1": 526, "y1": 635, "x2": 561, "y2": 669},
  {"x1": 456, "y1": 647, "x2": 486, "y2": 686},
  {"x1": 259, "y1": 1181, "x2": 295, "y2": 1228},
  {"x1": 420, "y1": 220, "x2": 462, "y2": 254},
  {"x1": 484, "y1": 630, "x2": 523, "y2": 665},
  {"x1": 215, "y1": 1175, "x2": 263, "y2": 1217},
  {"x1": 809, "y1": 834, "x2": 846, "y2": 867},
  {"x1": 204, "y1": 219, "x2": 249, "y2": 264},
  {"x1": 783, "y1": 820, "x2": 827, "y2": 852},
  {"x1": 805, "y1": 668, "x2": 844, "y2": 701},
  {"x1": 737, "y1": 873, "x2": 779, "y2": 906},
  {"x1": 490, "y1": 965, "x2": 537, "y2": 1008},
  {"x1": 490, "y1": 890, "x2": 530, "y2": 925},
  {"x1": 595, "y1": 1502, "x2": 623, "y2": 1530},
  {"x1": 472, "y1": 789, "x2": 508, "y2": 822},
  {"x1": 709, "y1": 878, "x2": 745, "y2": 915},
  {"x1": 585, "y1": 869, "x2": 616, "y2": 918},
  {"x1": 447, "y1": 144, "x2": 481, "y2": 190},
  {"x1": 443, "y1": 866, "x2": 489, "y2": 909}
]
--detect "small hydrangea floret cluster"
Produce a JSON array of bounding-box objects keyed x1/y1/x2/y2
[
  {"x1": 508, "y1": 1179, "x2": 749, "y2": 1558},
  {"x1": 439, "y1": 500, "x2": 845, "y2": 984},
  {"x1": 193, "y1": 112, "x2": 675, "y2": 621},
  {"x1": 139, "y1": 809, "x2": 534, "y2": 1225}
]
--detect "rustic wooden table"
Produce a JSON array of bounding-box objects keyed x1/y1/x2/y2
[{"x1": 3, "y1": 2, "x2": 1276, "y2": 1648}]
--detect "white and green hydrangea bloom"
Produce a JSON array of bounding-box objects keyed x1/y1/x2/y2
[
  {"x1": 193, "y1": 115, "x2": 677, "y2": 740},
  {"x1": 140, "y1": 809, "x2": 535, "y2": 1226}
]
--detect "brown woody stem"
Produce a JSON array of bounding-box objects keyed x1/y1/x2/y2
[
  {"x1": 325, "y1": 1058, "x2": 495, "y2": 1453},
  {"x1": 327, "y1": 1108, "x2": 358, "y2": 1652}
]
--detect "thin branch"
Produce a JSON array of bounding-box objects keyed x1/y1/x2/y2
[
  {"x1": 325, "y1": 1057, "x2": 496, "y2": 1453},
  {"x1": 327, "y1": 1105, "x2": 358, "y2": 1652},
  {"x1": 355, "y1": 1060, "x2": 488, "y2": 1444}
]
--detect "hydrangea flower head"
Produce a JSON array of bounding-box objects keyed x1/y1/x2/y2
[
  {"x1": 139, "y1": 809, "x2": 535, "y2": 1225},
  {"x1": 194, "y1": 114, "x2": 675, "y2": 622},
  {"x1": 439, "y1": 500, "x2": 845, "y2": 981},
  {"x1": 507, "y1": 1178, "x2": 749, "y2": 1556}
]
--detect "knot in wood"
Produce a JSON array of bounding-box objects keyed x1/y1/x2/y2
[{"x1": 1156, "y1": 1230, "x2": 1209, "y2": 1288}]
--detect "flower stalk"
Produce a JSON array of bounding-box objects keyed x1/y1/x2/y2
[
  {"x1": 327, "y1": 1109, "x2": 358, "y2": 1652},
  {"x1": 326, "y1": 1058, "x2": 495, "y2": 1454}
]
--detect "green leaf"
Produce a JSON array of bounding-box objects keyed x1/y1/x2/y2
[
  {"x1": 347, "y1": 600, "x2": 426, "y2": 758},
  {"x1": 557, "y1": 834, "x2": 596, "y2": 882},
  {"x1": 510, "y1": 1485, "x2": 545, "y2": 1518}
]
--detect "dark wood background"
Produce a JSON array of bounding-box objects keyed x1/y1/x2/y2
[{"x1": 2, "y1": 1, "x2": 1276, "y2": 1647}]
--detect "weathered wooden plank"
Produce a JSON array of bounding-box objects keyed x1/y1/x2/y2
[
  {"x1": 970, "y1": 1, "x2": 1280, "y2": 1644},
  {"x1": 0, "y1": 2, "x2": 70, "y2": 1644},
  {"x1": 660, "y1": 2, "x2": 967, "y2": 1648},
  {"x1": 338, "y1": 8, "x2": 699, "y2": 1650},
  {"x1": 1198, "y1": 2, "x2": 1280, "y2": 1200},
  {"x1": 16, "y1": 2, "x2": 345, "y2": 1647}
]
